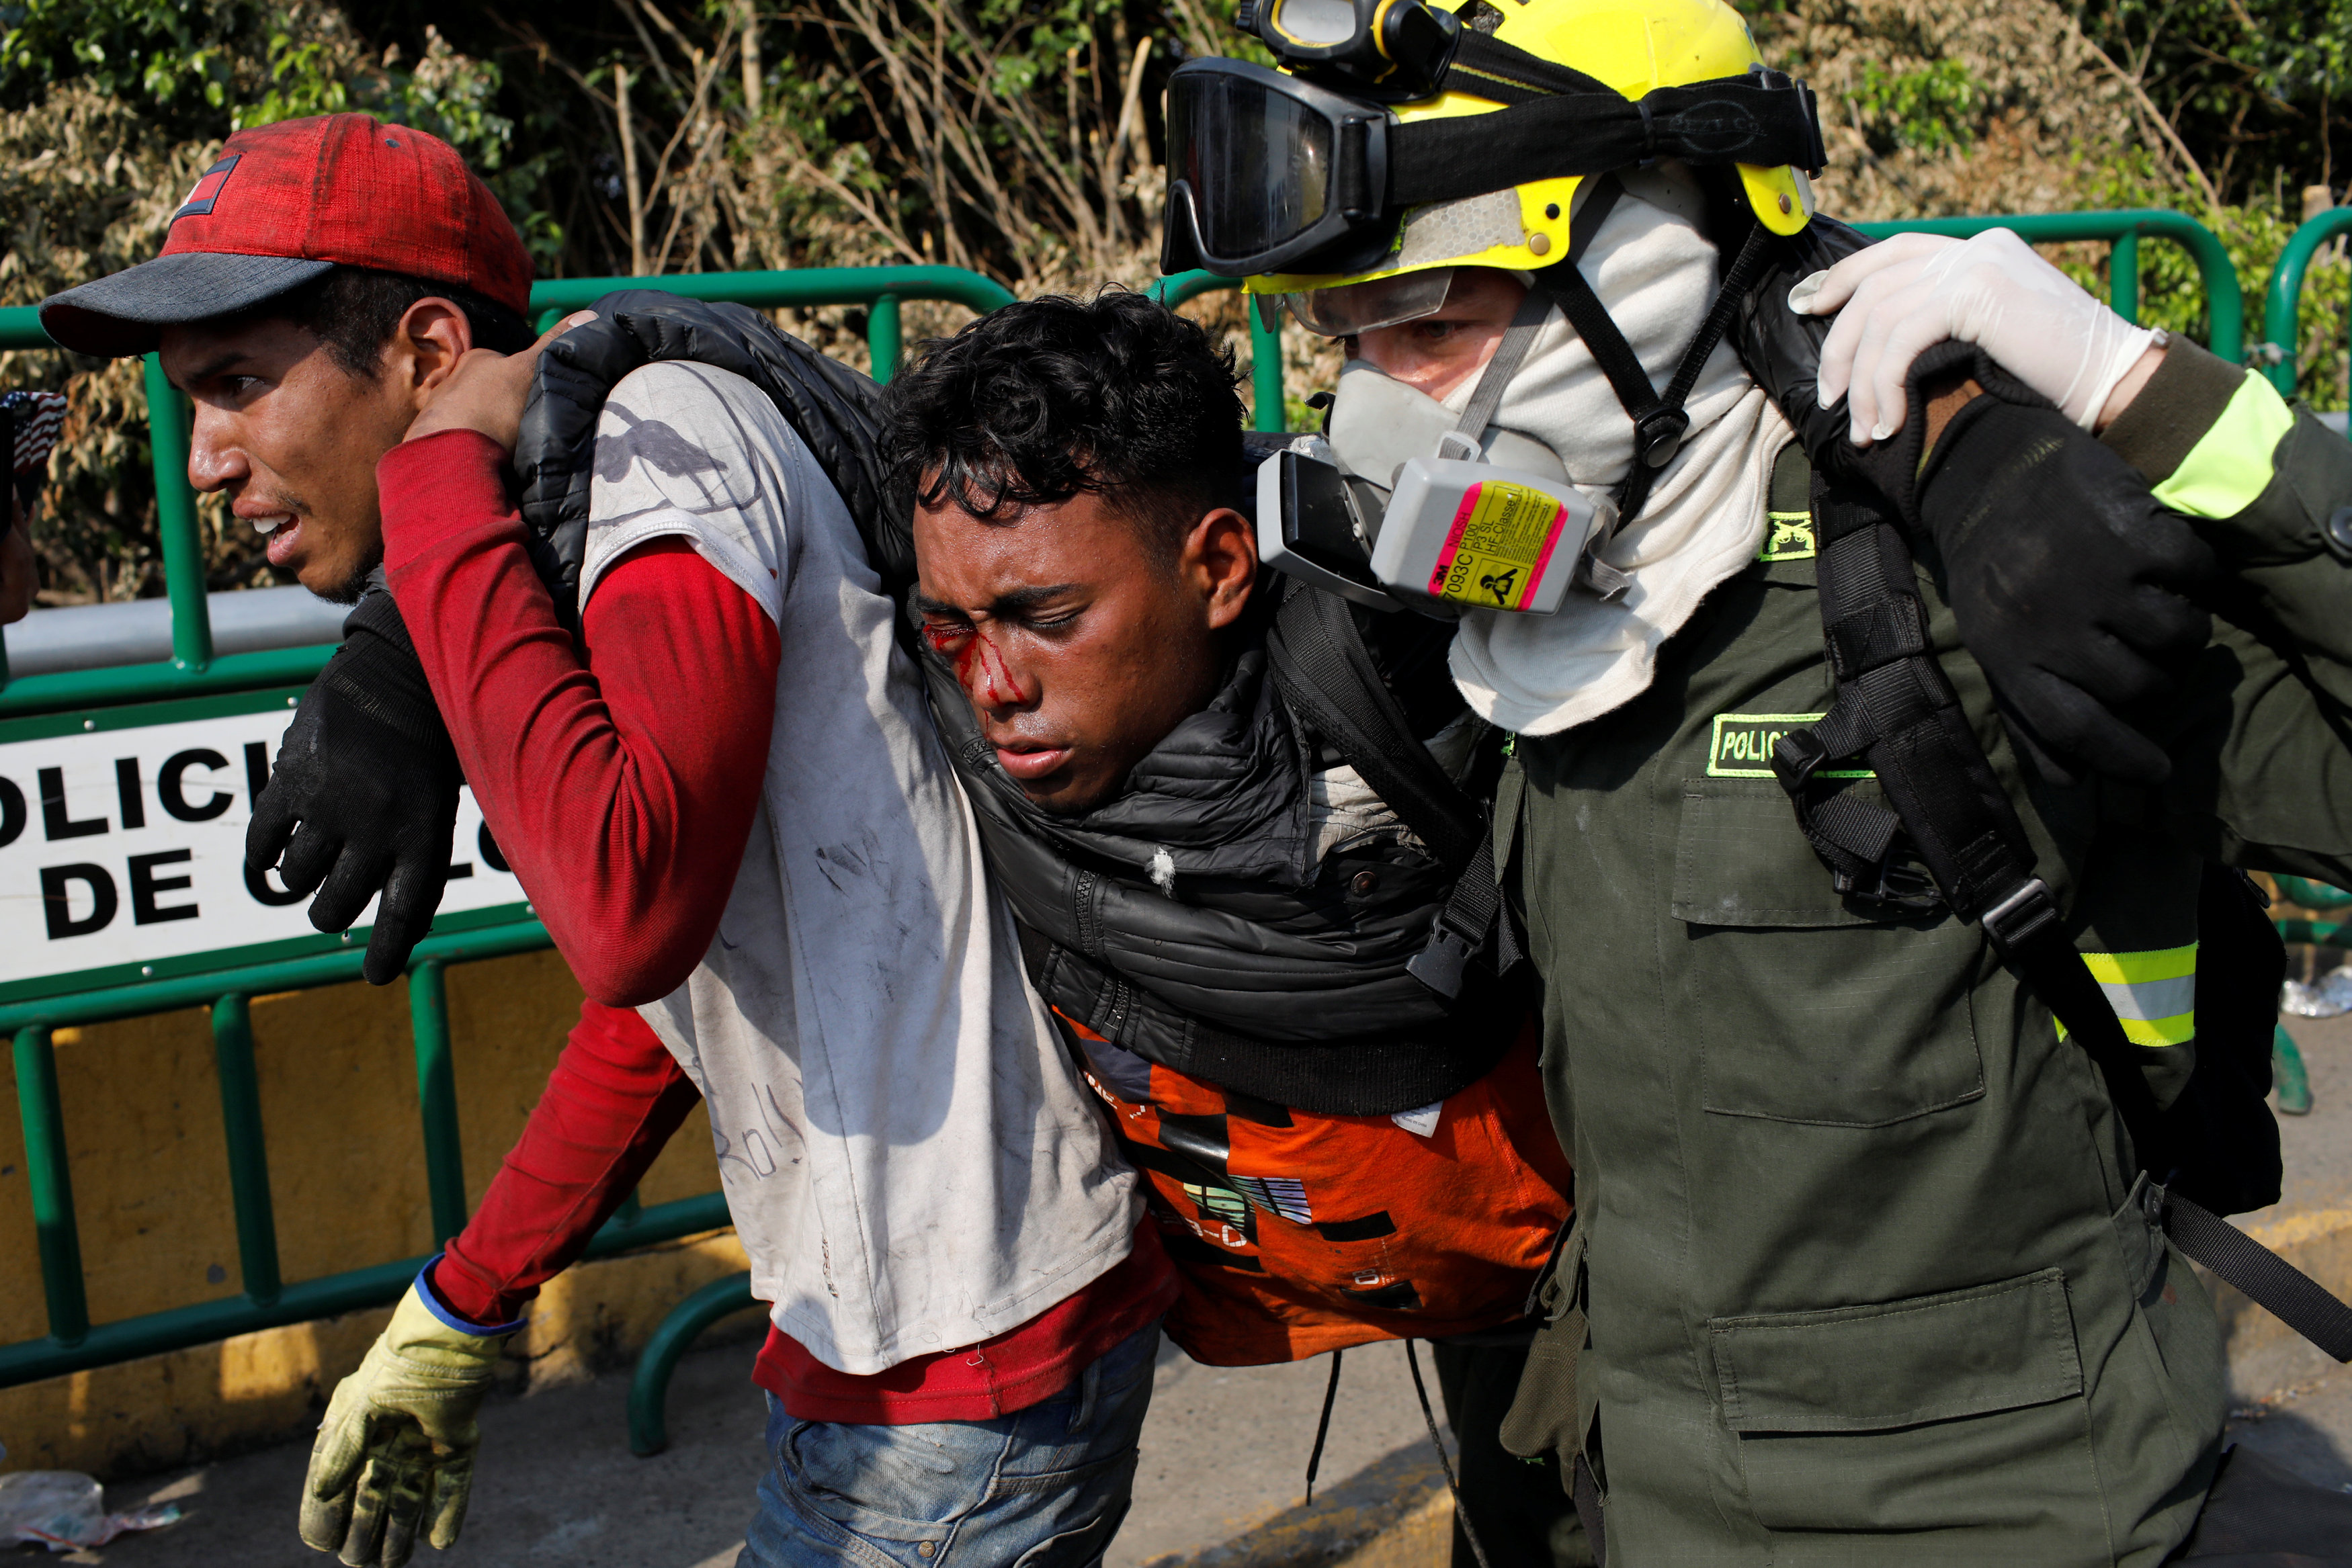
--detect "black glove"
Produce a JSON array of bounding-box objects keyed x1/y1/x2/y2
[
  {"x1": 1732, "y1": 240, "x2": 2215, "y2": 789},
  {"x1": 1917, "y1": 392, "x2": 2216, "y2": 787},
  {"x1": 247, "y1": 591, "x2": 462, "y2": 984}
]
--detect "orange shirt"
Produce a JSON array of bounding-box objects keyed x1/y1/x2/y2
[{"x1": 1062, "y1": 1015, "x2": 1572, "y2": 1366}]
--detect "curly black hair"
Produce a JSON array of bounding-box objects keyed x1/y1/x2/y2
[{"x1": 882, "y1": 288, "x2": 1245, "y2": 559}]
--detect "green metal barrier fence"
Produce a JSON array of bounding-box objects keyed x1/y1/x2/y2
[
  {"x1": 2260, "y1": 208, "x2": 2352, "y2": 402},
  {"x1": 0, "y1": 916, "x2": 748, "y2": 1387},
  {"x1": 0, "y1": 265, "x2": 1015, "y2": 720},
  {"x1": 0, "y1": 266, "x2": 1009, "y2": 1434}
]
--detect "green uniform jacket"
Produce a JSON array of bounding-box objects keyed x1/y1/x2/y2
[{"x1": 1507, "y1": 343, "x2": 2352, "y2": 1566}]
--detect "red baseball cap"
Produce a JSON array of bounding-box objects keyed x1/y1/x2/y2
[{"x1": 40, "y1": 114, "x2": 533, "y2": 358}]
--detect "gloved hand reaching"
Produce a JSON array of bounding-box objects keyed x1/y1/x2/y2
[
  {"x1": 301, "y1": 1277, "x2": 513, "y2": 1567},
  {"x1": 1920, "y1": 392, "x2": 2216, "y2": 786},
  {"x1": 1790, "y1": 228, "x2": 2159, "y2": 446},
  {"x1": 246, "y1": 590, "x2": 461, "y2": 985},
  {"x1": 1735, "y1": 229, "x2": 2214, "y2": 788}
]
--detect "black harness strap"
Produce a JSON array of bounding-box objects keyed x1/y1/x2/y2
[
  {"x1": 2160, "y1": 1187, "x2": 2352, "y2": 1361},
  {"x1": 1771, "y1": 473, "x2": 2026, "y2": 916},
  {"x1": 1412, "y1": 829, "x2": 1522, "y2": 999},
  {"x1": 1771, "y1": 467, "x2": 2352, "y2": 1362},
  {"x1": 1264, "y1": 577, "x2": 1519, "y2": 999},
  {"x1": 1536, "y1": 222, "x2": 1774, "y2": 536},
  {"x1": 1265, "y1": 578, "x2": 1483, "y2": 870},
  {"x1": 1303, "y1": 1349, "x2": 1345, "y2": 1506}
]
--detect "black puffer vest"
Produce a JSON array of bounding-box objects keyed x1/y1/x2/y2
[
  {"x1": 514, "y1": 290, "x2": 913, "y2": 625},
  {"x1": 923, "y1": 601, "x2": 1525, "y2": 1117},
  {"x1": 509, "y1": 292, "x2": 1523, "y2": 1117}
]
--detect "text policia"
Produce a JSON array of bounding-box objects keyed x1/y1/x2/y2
[{"x1": 0, "y1": 696, "x2": 523, "y2": 990}]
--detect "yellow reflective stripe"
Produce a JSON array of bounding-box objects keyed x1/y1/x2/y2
[
  {"x1": 2078, "y1": 945, "x2": 2197, "y2": 985},
  {"x1": 2151, "y1": 374, "x2": 2296, "y2": 519},
  {"x1": 2059, "y1": 945, "x2": 2198, "y2": 1048},
  {"x1": 2115, "y1": 1010, "x2": 2197, "y2": 1048}
]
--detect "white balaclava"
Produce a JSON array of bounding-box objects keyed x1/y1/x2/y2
[{"x1": 1327, "y1": 165, "x2": 1792, "y2": 737}]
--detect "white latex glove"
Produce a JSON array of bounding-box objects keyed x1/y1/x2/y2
[
  {"x1": 1788, "y1": 228, "x2": 2157, "y2": 446},
  {"x1": 300, "y1": 1282, "x2": 508, "y2": 1567}
]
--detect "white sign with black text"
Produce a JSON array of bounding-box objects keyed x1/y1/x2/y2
[{"x1": 0, "y1": 699, "x2": 525, "y2": 992}]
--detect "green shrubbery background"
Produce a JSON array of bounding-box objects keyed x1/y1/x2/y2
[{"x1": 0, "y1": 0, "x2": 2345, "y2": 601}]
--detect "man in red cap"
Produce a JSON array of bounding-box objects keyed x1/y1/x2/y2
[
  {"x1": 43, "y1": 112, "x2": 539, "y2": 973},
  {"x1": 42, "y1": 114, "x2": 1173, "y2": 1568},
  {"x1": 45, "y1": 111, "x2": 538, "y2": 601}
]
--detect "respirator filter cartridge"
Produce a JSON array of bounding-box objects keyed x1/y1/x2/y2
[{"x1": 1369, "y1": 458, "x2": 1599, "y2": 615}]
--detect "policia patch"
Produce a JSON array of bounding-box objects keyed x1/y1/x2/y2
[{"x1": 1708, "y1": 713, "x2": 1874, "y2": 779}]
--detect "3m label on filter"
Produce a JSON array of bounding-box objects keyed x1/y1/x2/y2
[{"x1": 1428, "y1": 480, "x2": 1570, "y2": 610}]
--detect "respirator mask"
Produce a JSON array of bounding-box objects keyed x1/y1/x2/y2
[{"x1": 1256, "y1": 278, "x2": 1620, "y2": 619}]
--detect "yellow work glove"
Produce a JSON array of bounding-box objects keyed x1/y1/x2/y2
[{"x1": 300, "y1": 1279, "x2": 511, "y2": 1567}]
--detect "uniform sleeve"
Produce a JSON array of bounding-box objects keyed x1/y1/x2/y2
[
  {"x1": 2103, "y1": 345, "x2": 2352, "y2": 879},
  {"x1": 378, "y1": 429, "x2": 783, "y2": 1006},
  {"x1": 428, "y1": 999, "x2": 701, "y2": 1329},
  {"x1": 2103, "y1": 341, "x2": 2352, "y2": 693}
]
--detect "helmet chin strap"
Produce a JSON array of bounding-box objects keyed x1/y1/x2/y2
[
  {"x1": 1529, "y1": 199, "x2": 1773, "y2": 582},
  {"x1": 1437, "y1": 288, "x2": 1554, "y2": 464}
]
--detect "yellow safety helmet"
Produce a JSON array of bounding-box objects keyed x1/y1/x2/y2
[{"x1": 1159, "y1": 0, "x2": 1824, "y2": 306}]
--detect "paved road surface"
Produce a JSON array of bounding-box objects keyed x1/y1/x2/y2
[
  {"x1": 2229, "y1": 1010, "x2": 2352, "y2": 1493},
  {"x1": 43, "y1": 1016, "x2": 2352, "y2": 1563},
  {"x1": 46, "y1": 1334, "x2": 1445, "y2": 1568}
]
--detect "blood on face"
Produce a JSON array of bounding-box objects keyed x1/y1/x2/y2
[{"x1": 923, "y1": 620, "x2": 1030, "y2": 707}]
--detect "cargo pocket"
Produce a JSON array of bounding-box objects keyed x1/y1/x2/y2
[
  {"x1": 1673, "y1": 779, "x2": 1986, "y2": 1127},
  {"x1": 1710, "y1": 1269, "x2": 2104, "y2": 1545}
]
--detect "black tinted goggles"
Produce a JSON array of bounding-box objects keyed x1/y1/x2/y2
[{"x1": 1160, "y1": 49, "x2": 1825, "y2": 278}]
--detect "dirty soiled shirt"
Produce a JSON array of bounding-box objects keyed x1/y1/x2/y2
[{"x1": 582, "y1": 361, "x2": 1142, "y2": 1373}]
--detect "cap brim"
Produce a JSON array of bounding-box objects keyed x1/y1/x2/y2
[{"x1": 39, "y1": 253, "x2": 335, "y2": 357}]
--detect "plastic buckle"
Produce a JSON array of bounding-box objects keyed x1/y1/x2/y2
[
  {"x1": 1857, "y1": 859, "x2": 1942, "y2": 915},
  {"x1": 1409, "y1": 921, "x2": 1474, "y2": 999},
  {"x1": 1979, "y1": 876, "x2": 2058, "y2": 958},
  {"x1": 2140, "y1": 1174, "x2": 2172, "y2": 1229},
  {"x1": 1635, "y1": 408, "x2": 1689, "y2": 469},
  {"x1": 1771, "y1": 728, "x2": 1829, "y2": 794},
  {"x1": 1436, "y1": 429, "x2": 1482, "y2": 463}
]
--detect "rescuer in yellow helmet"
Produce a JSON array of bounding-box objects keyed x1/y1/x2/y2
[{"x1": 1165, "y1": 0, "x2": 2352, "y2": 1561}]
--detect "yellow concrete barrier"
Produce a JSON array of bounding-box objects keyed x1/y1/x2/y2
[{"x1": 0, "y1": 949, "x2": 740, "y2": 1478}]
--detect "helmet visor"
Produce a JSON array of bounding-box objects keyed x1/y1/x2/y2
[{"x1": 1286, "y1": 267, "x2": 1456, "y2": 337}]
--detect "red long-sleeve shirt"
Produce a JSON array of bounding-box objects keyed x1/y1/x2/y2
[{"x1": 378, "y1": 429, "x2": 1173, "y2": 1421}]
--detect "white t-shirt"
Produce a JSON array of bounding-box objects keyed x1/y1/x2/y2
[{"x1": 578, "y1": 361, "x2": 1140, "y2": 1374}]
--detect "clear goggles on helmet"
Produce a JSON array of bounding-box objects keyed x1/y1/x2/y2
[
  {"x1": 1159, "y1": 48, "x2": 1826, "y2": 279},
  {"x1": 1282, "y1": 267, "x2": 1458, "y2": 337}
]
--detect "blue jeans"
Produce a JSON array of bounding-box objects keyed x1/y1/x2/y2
[{"x1": 738, "y1": 1320, "x2": 1161, "y2": 1568}]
